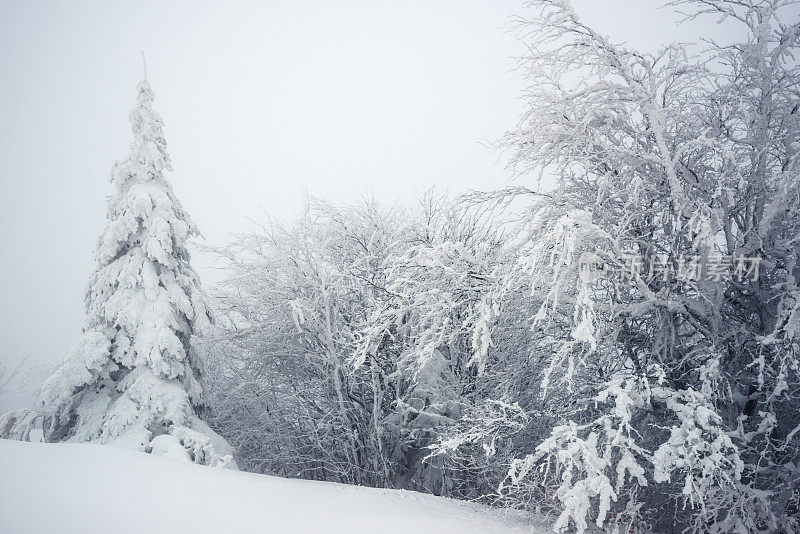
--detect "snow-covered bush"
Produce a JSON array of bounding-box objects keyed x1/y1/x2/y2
[
  {"x1": 430, "y1": 0, "x2": 800, "y2": 532},
  {"x1": 201, "y1": 193, "x2": 507, "y2": 491}
]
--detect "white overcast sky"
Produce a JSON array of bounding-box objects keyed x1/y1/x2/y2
[{"x1": 0, "y1": 1, "x2": 745, "y2": 410}]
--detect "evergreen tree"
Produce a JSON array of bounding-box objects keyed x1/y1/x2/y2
[{"x1": 36, "y1": 78, "x2": 234, "y2": 467}]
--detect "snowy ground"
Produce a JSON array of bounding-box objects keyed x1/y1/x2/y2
[{"x1": 0, "y1": 439, "x2": 541, "y2": 533}]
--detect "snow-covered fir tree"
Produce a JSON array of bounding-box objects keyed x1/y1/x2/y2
[{"x1": 34, "y1": 78, "x2": 234, "y2": 467}]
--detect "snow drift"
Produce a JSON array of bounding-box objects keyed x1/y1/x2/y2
[{"x1": 0, "y1": 439, "x2": 537, "y2": 534}]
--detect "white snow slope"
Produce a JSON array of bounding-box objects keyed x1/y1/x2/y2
[{"x1": 0, "y1": 439, "x2": 539, "y2": 534}]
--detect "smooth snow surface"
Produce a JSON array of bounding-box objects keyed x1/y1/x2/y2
[{"x1": 0, "y1": 439, "x2": 538, "y2": 533}]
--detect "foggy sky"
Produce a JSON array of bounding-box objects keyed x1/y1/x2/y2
[{"x1": 0, "y1": 0, "x2": 743, "y2": 410}]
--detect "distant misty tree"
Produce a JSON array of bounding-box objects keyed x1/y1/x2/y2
[
  {"x1": 2, "y1": 79, "x2": 234, "y2": 467},
  {"x1": 0, "y1": 357, "x2": 39, "y2": 441}
]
